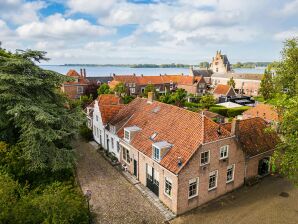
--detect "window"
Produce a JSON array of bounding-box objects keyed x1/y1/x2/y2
[
  {"x1": 200, "y1": 151, "x2": 210, "y2": 165},
  {"x1": 226, "y1": 164, "x2": 235, "y2": 183},
  {"x1": 152, "y1": 146, "x2": 160, "y2": 161},
  {"x1": 164, "y1": 177, "x2": 172, "y2": 197},
  {"x1": 96, "y1": 115, "x2": 98, "y2": 122},
  {"x1": 124, "y1": 130, "x2": 130, "y2": 141},
  {"x1": 117, "y1": 141, "x2": 120, "y2": 152},
  {"x1": 146, "y1": 164, "x2": 153, "y2": 181},
  {"x1": 99, "y1": 130, "x2": 102, "y2": 144},
  {"x1": 130, "y1": 88, "x2": 135, "y2": 94},
  {"x1": 220, "y1": 145, "x2": 229, "y2": 159},
  {"x1": 188, "y1": 178, "x2": 199, "y2": 199},
  {"x1": 154, "y1": 171, "x2": 159, "y2": 186},
  {"x1": 77, "y1": 86, "x2": 84, "y2": 94},
  {"x1": 111, "y1": 137, "x2": 114, "y2": 149},
  {"x1": 123, "y1": 147, "x2": 130, "y2": 163},
  {"x1": 208, "y1": 170, "x2": 218, "y2": 190},
  {"x1": 199, "y1": 83, "x2": 205, "y2": 88}
]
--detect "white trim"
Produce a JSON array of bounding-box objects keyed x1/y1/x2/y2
[
  {"x1": 219, "y1": 145, "x2": 229, "y2": 160},
  {"x1": 226, "y1": 164, "x2": 235, "y2": 183},
  {"x1": 200, "y1": 150, "x2": 210, "y2": 166},
  {"x1": 201, "y1": 136, "x2": 235, "y2": 146},
  {"x1": 208, "y1": 170, "x2": 218, "y2": 191},
  {"x1": 164, "y1": 176, "x2": 172, "y2": 199},
  {"x1": 188, "y1": 177, "x2": 199, "y2": 199}
]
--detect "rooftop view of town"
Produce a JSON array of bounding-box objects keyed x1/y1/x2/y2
[{"x1": 0, "y1": 1, "x2": 297, "y2": 224}]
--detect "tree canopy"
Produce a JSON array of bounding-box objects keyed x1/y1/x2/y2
[
  {"x1": 227, "y1": 77, "x2": 236, "y2": 88},
  {"x1": 259, "y1": 69, "x2": 274, "y2": 100},
  {"x1": 0, "y1": 48, "x2": 84, "y2": 172}
]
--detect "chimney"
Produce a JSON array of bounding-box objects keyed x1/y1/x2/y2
[
  {"x1": 141, "y1": 74, "x2": 143, "y2": 77},
  {"x1": 83, "y1": 68, "x2": 86, "y2": 78},
  {"x1": 133, "y1": 73, "x2": 136, "y2": 76},
  {"x1": 80, "y1": 68, "x2": 83, "y2": 77},
  {"x1": 147, "y1": 92, "x2": 154, "y2": 104},
  {"x1": 113, "y1": 73, "x2": 116, "y2": 77},
  {"x1": 231, "y1": 119, "x2": 240, "y2": 136}
]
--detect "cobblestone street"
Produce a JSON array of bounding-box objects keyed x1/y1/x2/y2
[{"x1": 74, "y1": 139, "x2": 165, "y2": 224}]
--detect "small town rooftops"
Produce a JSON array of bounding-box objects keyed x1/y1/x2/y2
[
  {"x1": 243, "y1": 103, "x2": 279, "y2": 122},
  {"x1": 110, "y1": 98, "x2": 231, "y2": 174},
  {"x1": 213, "y1": 84, "x2": 233, "y2": 95}
]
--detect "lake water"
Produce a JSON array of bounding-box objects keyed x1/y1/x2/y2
[{"x1": 39, "y1": 65, "x2": 265, "y2": 77}]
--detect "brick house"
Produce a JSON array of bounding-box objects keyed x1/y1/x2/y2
[
  {"x1": 61, "y1": 69, "x2": 89, "y2": 99},
  {"x1": 209, "y1": 50, "x2": 231, "y2": 73},
  {"x1": 88, "y1": 93, "x2": 278, "y2": 215},
  {"x1": 213, "y1": 84, "x2": 237, "y2": 100},
  {"x1": 177, "y1": 76, "x2": 207, "y2": 95}
]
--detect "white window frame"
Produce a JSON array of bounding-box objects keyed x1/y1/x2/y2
[
  {"x1": 152, "y1": 146, "x2": 160, "y2": 161},
  {"x1": 220, "y1": 145, "x2": 229, "y2": 160},
  {"x1": 208, "y1": 170, "x2": 218, "y2": 191},
  {"x1": 111, "y1": 137, "x2": 114, "y2": 149},
  {"x1": 122, "y1": 147, "x2": 130, "y2": 164},
  {"x1": 164, "y1": 177, "x2": 172, "y2": 198},
  {"x1": 226, "y1": 164, "x2": 235, "y2": 183},
  {"x1": 130, "y1": 87, "x2": 135, "y2": 94},
  {"x1": 96, "y1": 115, "x2": 99, "y2": 122},
  {"x1": 124, "y1": 130, "x2": 130, "y2": 141},
  {"x1": 200, "y1": 150, "x2": 210, "y2": 166},
  {"x1": 77, "y1": 86, "x2": 84, "y2": 94},
  {"x1": 188, "y1": 177, "x2": 199, "y2": 199}
]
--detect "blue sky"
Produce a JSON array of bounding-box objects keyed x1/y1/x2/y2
[{"x1": 0, "y1": 0, "x2": 297, "y2": 64}]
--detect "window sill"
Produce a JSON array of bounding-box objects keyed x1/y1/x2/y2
[
  {"x1": 226, "y1": 180, "x2": 234, "y2": 184},
  {"x1": 200, "y1": 163, "x2": 209, "y2": 167},
  {"x1": 219, "y1": 157, "x2": 228, "y2": 160},
  {"x1": 208, "y1": 187, "x2": 217, "y2": 192},
  {"x1": 164, "y1": 192, "x2": 172, "y2": 199},
  {"x1": 188, "y1": 194, "x2": 198, "y2": 200}
]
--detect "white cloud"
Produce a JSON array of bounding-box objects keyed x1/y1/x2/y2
[
  {"x1": 0, "y1": 0, "x2": 45, "y2": 25},
  {"x1": 281, "y1": 0, "x2": 298, "y2": 16},
  {"x1": 16, "y1": 14, "x2": 115, "y2": 39},
  {"x1": 274, "y1": 28, "x2": 298, "y2": 41}
]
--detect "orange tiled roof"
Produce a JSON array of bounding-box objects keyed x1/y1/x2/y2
[
  {"x1": 213, "y1": 84, "x2": 231, "y2": 95},
  {"x1": 178, "y1": 76, "x2": 204, "y2": 85},
  {"x1": 110, "y1": 98, "x2": 231, "y2": 174},
  {"x1": 97, "y1": 94, "x2": 124, "y2": 124},
  {"x1": 113, "y1": 75, "x2": 138, "y2": 83},
  {"x1": 66, "y1": 69, "x2": 80, "y2": 77},
  {"x1": 236, "y1": 117, "x2": 279, "y2": 157},
  {"x1": 243, "y1": 104, "x2": 279, "y2": 122},
  {"x1": 113, "y1": 74, "x2": 184, "y2": 85}
]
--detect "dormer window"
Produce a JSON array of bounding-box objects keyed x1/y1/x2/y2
[
  {"x1": 124, "y1": 130, "x2": 130, "y2": 141},
  {"x1": 152, "y1": 141, "x2": 172, "y2": 162},
  {"x1": 124, "y1": 126, "x2": 141, "y2": 142}
]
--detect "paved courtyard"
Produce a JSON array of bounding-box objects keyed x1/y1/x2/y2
[
  {"x1": 171, "y1": 176, "x2": 298, "y2": 224},
  {"x1": 74, "y1": 139, "x2": 164, "y2": 224}
]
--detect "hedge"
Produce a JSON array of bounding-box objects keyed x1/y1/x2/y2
[
  {"x1": 184, "y1": 101, "x2": 200, "y2": 108},
  {"x1": 209, "y1": 106, "x2": 250, "y2": 118}
]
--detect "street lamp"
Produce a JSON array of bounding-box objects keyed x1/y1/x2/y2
[{"x1": 85, "y1": 189, "x2": 92, "y2": 223}]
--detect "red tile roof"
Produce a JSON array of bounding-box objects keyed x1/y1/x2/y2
[
  {"x1": 213, "y1": 84, "x2": 232, "y2": 95},
  {"x1": 110, "y1": 98, "x2": 231, "y2": 174},
  {"x1": 230, "y1": 118, "x2": 279, "y2": 157},
  {"x1": 97, "y1": 94, "x2": 124, "y2": 124},
  {"x1": 66, "y1": 69, "x2": 80, "y2": 77},
  {"x1": 243, "y1": 104, "x2": 280, "y2": 122},
  {"x1": 178, "y1": 76, "x2": 204, "y2": 85},
  {"x1": 113, "y1": 74, "x2": 184, "y2": 85}
]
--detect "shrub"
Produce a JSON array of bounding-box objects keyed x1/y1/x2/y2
[
  {"x1": 79, "y1": 126, "x2": 93, "y2": 142},
  {"x1": 209, "y1": 106, "x2": 229, "y2": 117},
  {"x1": 184, "y1": 101, "x2": 200, "y2": 108},
  {"x1": 227, "y1": 106, "x2": 250, "y2": 117}
]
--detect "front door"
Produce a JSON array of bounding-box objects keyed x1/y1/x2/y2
[
  {"x1": 258, "y1": 157, "x2": 270, "y2": 176},
  {"x1": 146, "y1": 164, "x2": 159, "y2": 196},
  {"x1": 133, "y1": 159, "x2": 137, "y2": 177}
]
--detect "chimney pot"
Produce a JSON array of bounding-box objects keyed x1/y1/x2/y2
[
  {"x1": 80, "y1": 68, "x2": 83, "y2": 76},
  {"x1": 83, "y1": 68, "x2": 86, "y2": 78}
]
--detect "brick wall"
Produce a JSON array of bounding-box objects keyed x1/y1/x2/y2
[
  {"x1": 176, "y1": 137, "x2": 245, "y2": 214},
  {"x1": 245, "y1": 151, "x2": 273, "y2": 179}
]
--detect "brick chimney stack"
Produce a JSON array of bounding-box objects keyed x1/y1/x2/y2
[
  {"x1": 80, "y1": 68, "x2": 83, "y2": 77},
  {"x1": 147, "y1": 92, "x2": 155, "y2": 104},
  {"x1": 83, "y1": 68, "x2": 86, "y2": 78},
  {"x1": 231, "y1": 118, "x2": 240, "y2": 136}
]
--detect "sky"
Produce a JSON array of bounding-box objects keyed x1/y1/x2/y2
[{"x1": 0, "y1": 0, "x2": 297, "y2": 64}]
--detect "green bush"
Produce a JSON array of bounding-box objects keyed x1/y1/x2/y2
[
  {"x1": 79, "y1": 126, "x2": 93, "y2": 142},
  {"x1": 209, "y1": 106, "x2": 229, "y2": 117},
  {"x1": 227, "y1": 106, "x2": 250, "y2": 117},
  {"x1": 184, "y1": 101, "x2": 200, "y2": 108}
]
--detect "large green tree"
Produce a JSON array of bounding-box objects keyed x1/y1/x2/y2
[
  {"x1": 97, "y1": 83, "x2": 111, "y2": 95},
  {"x1": 227, "y1": 77, "x2": 236, "y2": 88},
  {"x1": 0, "y1": 48, "x2": 83, "y2": 172},
  {"x1": 259, "y1": 69, "x2": 274, "y2": 100},
  {"x1": 271, "y1": 38, "x2": 298, "y2": 184}
]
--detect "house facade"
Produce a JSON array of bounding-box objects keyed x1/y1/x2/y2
[
  {"x1": 213, "y1": 84, "x2": 237, "y2": 100},
  {"x1": 177, "y1": 76, "x2": 207, "y2": 95},
  {"x1": 209, "y1": 51, "x2": 231, "y2": 73},
  {"x1": 61, "y1": 69, "x2": 89, "y2": 99},
  {"x1": 88, "y1": 94, "x2": 278, "y2": 215},
  {"x1": 92, "y1": 94, "x2": 124, "y2": 159}
]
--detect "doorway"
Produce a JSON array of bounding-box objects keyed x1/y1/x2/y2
[
  {"x1": 258, "y1": 157, "x2": 270, "y2": 176},
  {"x1": 133, "y1": 159, "x2": 137, "y2": 177}
]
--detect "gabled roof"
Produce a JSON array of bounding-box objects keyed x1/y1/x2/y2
[
  {"x1": 86, "y1": 76, "x2": 113, "y2": 83},
  {"x1": 97, "y1": 94, "x2": 124, "y2": 125},
  {"x1": 178, "y1": 76, "x2": 204, "y2": 86},
  {"x1": 113, "y1": 74, "x2": 184, "y2": 85},
  {"x1": 110, "y1": 98, "x2": 231, "y2": 174},
  {"x1": 243, "y1": 104, "x2": 279, "y2": 122},
  {"x1": 213, "y1": 84, "x2": 233, "y2": 95},
  {"x1": 66, "y1": 69, "x2": 80, "y2": 77},
  {"x1": 224, "y1": 118, "x2": 279, "y2": 157}
]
